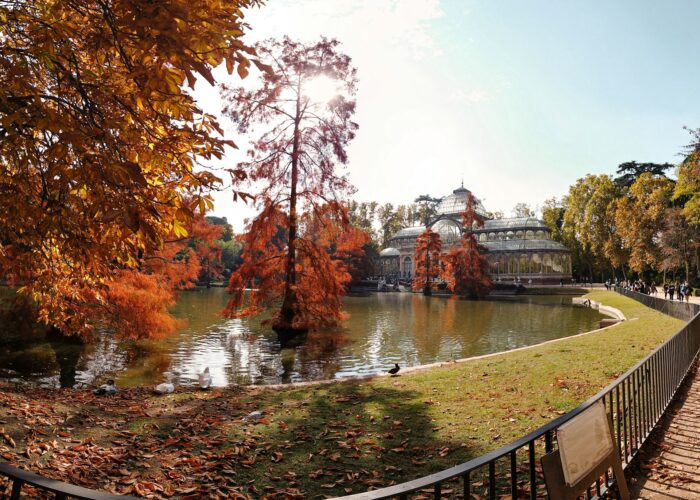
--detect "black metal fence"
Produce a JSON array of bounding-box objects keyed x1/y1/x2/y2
[
  {"x1": 615, "y1": 287, "x2": 700, "y2": 321},
  {"x1": 0, "y1": 462, "x2": 138, "y2": 499},
  {"x1": 339, "y1": 292, "x2": 700, "y2": 499}
]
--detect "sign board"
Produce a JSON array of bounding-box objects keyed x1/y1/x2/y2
[{"x1": 556, "y1": 400, "x2": 614, "y2": 487}]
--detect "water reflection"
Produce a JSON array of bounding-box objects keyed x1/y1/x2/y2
[{"x1": 0, "y1": 289, "x2": 604, "y2": 388}]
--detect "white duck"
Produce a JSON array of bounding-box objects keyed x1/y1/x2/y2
[
  {"x1": 154, "y1": 382, "x2": 175, "y2": 394},
  {"x1": 198, "y1": 367, "x2": 212, "y2": 390}
]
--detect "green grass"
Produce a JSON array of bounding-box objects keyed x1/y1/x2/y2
[{"x1": 0, "y1": 291, "x2": 684, "y2": 498}]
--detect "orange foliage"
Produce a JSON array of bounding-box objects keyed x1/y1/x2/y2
[
  {"x1": 442, "y1": 194, "x2": 493, "y2": 298},
  {"x1": 412, "y1": 228, "x2": 443, "y2": 295},
  {"x1": 0, "y1": 0, "x2": 260, "y2": 337},
  {"x1": 221, "y1": 38, "x2": 360, "y2": 332},
  {"x1": 226, "y1": 203, "x2": 367, "y2": 330},
  {"x1": 103, "y1": 270, "x2": 181, "y2": 341}
]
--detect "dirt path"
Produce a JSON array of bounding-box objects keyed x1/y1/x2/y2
[{"x1": 631, "y1": 367, "x2": 700, "y2": 499}]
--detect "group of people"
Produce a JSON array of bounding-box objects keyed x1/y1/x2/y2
[
  {"x1": 662, "y1": 281, "x2": 694, "y2": 302},
  {"x1": 611, "y1": 279, "x2": 694, "y2": 302}
]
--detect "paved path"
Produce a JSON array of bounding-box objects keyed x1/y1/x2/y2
[{"x1": 630, "y1": 367, "x2": 700, "y2": 499}]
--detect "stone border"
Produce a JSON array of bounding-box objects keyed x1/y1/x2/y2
[
  {"x1": 260, "y1": 296, "x2": 627, "y2": 390},
  {"x1": 572, "y1": 297, "x2": 626, "y2": 321}
]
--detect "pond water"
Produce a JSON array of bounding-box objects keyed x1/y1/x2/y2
[{"x1": 0, "y1": 289, "x2": 604, "y2": 388}]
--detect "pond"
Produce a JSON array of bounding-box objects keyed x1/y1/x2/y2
[{"x1": 0, "y1": 288, "x2": 604, "y2": 388}]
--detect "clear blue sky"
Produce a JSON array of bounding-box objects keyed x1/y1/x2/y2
[{"x1": 202, "y1": 0, "x2": 700, "y2": 227}]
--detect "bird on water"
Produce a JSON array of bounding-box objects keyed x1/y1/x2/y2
[{"x1": 388, "y1": 363, "x2": 400, "y2": 376}]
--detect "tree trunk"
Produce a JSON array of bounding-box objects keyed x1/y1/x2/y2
[
  {"x1": 423, "y1": 250, "x2": 432, "y2": 296},
  {"x1": 274, "y1": 85, "x2": 307, "y2": 335}
]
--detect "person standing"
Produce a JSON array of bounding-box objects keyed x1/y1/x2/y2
[
  {"x1": 663, "y1": 283, "x2": 668, "y2": 299},
  {"x1": 687, "y1": 284, "x2": 694, "y2": 303},
  {"x1": 669, "y1": 282, "x2": 675, "y2": 301}
]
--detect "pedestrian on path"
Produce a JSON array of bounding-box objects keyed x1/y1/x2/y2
[
  {"x1": 669, "y1": 283, "x2": 675, "y2": 301},
  {"x1": 663, "y1": 283, "x2": 668, "y2": 299}
]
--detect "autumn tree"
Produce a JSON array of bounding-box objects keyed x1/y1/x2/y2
[
  {"x1": 412, "y1": 228, "x2": 442, "y2": 296},
  {"x1": 541, "y1": 197, "x2": 564, "y2": 242},
  {"x1": 615, "y1": 173, "x2": 674, "y2": 273},
  {"x1": 442, "y1": 194, "x2": 492, "y2": 298},
  {"x1": 0, "y1": 0, "x2": 261, "y2": 337},
  {"x1": 660, "y1": 208, "x2": 698, "y2": 281},
  {"x1": 675, "y1": 128, "x2": 700, "y2": 226},
  {"x1": 562, "y1": 175, "x2": 623, "y2": 279},
  {"x1": 221, "y1": 37, "x2": 361, "y2": 334}
]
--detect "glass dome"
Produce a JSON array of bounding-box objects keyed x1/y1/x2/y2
[{"x1": 435, "y1": 184, "x2": 488, "y2": 219}]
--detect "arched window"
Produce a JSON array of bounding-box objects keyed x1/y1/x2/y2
[
  {"x1": 479, "y1": 233, "x2": 487, "y2": 242},
  {"x1": 506, "y1": 231, "x2": 515, "y2": 240},
  {"x1": 526, "y1": 230, "x2": 534, "y2": 239},
  {"x1": 544, "y1": 254, "x2": 553, "y2": 274},
  {"x1": 498, "y1": 232, "x2": 505, "y2": 241},
  {"x1": 515, "y1": 230, "x2": 524, "y2": 239},
  {"x1": 403, "y1": 257, "x2": 413, "y2": 278},
  {"x1": 488, "y1": 232, "x2": 496, "y2": 241},
  {"x1": 535, "y1": 230, "x2": 544, "y2": 239},
  {"x1": 552, "y1": 254, "x2": 563, "y2": 273},
  {"x1": 519, "y1": 254, "x2": 530, "y2": 274},
  {"x1": 532, "y1": 253, "x2": 542, "y2": 273}
]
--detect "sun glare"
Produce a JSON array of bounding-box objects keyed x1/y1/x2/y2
[{"x1": 303, "y1": 75, "x2": 340, "y2": 103}]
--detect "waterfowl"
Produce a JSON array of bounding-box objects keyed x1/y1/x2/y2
[
  {"x1": 388, "y1": 363, "x2": 400, "y2": 376},
  {"x1": 154, "y1": 382, "x2": 175, "y2": 394},
  {"x1": 198, "y1": 367, "x2": 212, "y2": 390},
  {"x1": 93, "y1": 379, "x2": 118, "y2": 396}
]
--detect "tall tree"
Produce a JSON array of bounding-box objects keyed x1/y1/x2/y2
[
  {"x1": 615, "y1": 173, "x2": 673, "y2": 273},
  {"x1": 414, "y1": 194, "x2": 441, "y2": 225},
  {"x1": 614, "y1": 161, "x2": 674, "y2": 188},
  {"x1": 377, "y1": 203, "x2": 404, "y2": 247},
  {"x1": 221, "y1": 37, "x2": 361, "y2": 334},
  {"x1": 512, "y1": 203, "x2": 535, "y2": 218},
  {"x1": 412, "y1": 228, "x2": 442, "y2": 296},
  {"x1": 442, "y1": 194, "x2": 492, "y2": 298},
  {"x1": 659, "y1": 208, "x2": 698, "y2": 281},
  {"x1": 0, "y1": 0, "x2": 261, "y2": 336},
  {"x1": 541, "y1": 197, "x2": 564, "y2": 242},
  {"x1": 674, "y1": 128, "x2": 700, "y2": 225}
]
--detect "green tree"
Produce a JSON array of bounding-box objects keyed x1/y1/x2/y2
[
  {"x1": 206, "y1": 216, "x2": 234, "y2": 242},
  {"x1": 614, "y1": 161, "x2": 673, "y2": 188}
]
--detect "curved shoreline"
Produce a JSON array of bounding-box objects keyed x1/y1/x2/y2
[{"x1": 260, "y1": 294, "x2": 627, "y2": 390}]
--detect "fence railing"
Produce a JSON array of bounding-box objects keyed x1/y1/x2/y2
[
  {"x1": 339, "y1": 291, "x2": 700, "y2": 499},
  {"x1": 615, "y1": 287, "x2": 700, "y2": 321},
  {"x1": 0, "y1": 462, "x2": 138, "y2": 499}
]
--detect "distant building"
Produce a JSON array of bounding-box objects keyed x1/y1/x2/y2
[{"x1": 378, "y1": 184, "x2": 572, "y2": 284}]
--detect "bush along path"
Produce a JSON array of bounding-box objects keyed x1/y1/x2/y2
[{"x1": 0, "y1": 291, "x2": 684, "y2": 498}]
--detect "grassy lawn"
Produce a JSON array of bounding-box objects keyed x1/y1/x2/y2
[{"x1": 0, "y1": 291, "x2": 684, "y2": 498}]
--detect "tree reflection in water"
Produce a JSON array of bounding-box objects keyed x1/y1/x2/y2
[{"x1": 0, "y1": 288, "x2": 604, "y2": 387}]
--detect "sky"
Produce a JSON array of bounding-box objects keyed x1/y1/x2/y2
[{"x1": 195, "y1": 0, "x2": 700, "y2": 231}]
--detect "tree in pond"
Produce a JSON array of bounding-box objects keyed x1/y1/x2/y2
[
  {"x1": 220, "y1": 37, "x2": 362, "y2": 334},
  {"x1": 0, "y1": 0, "x2": 262, "y2": 337},
  {"x1": 412, "y1": 228, "x2": 442, "y2": 296},
  {"x1": 442, "y1": 194, "x2": 492, "y2": 298}
]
